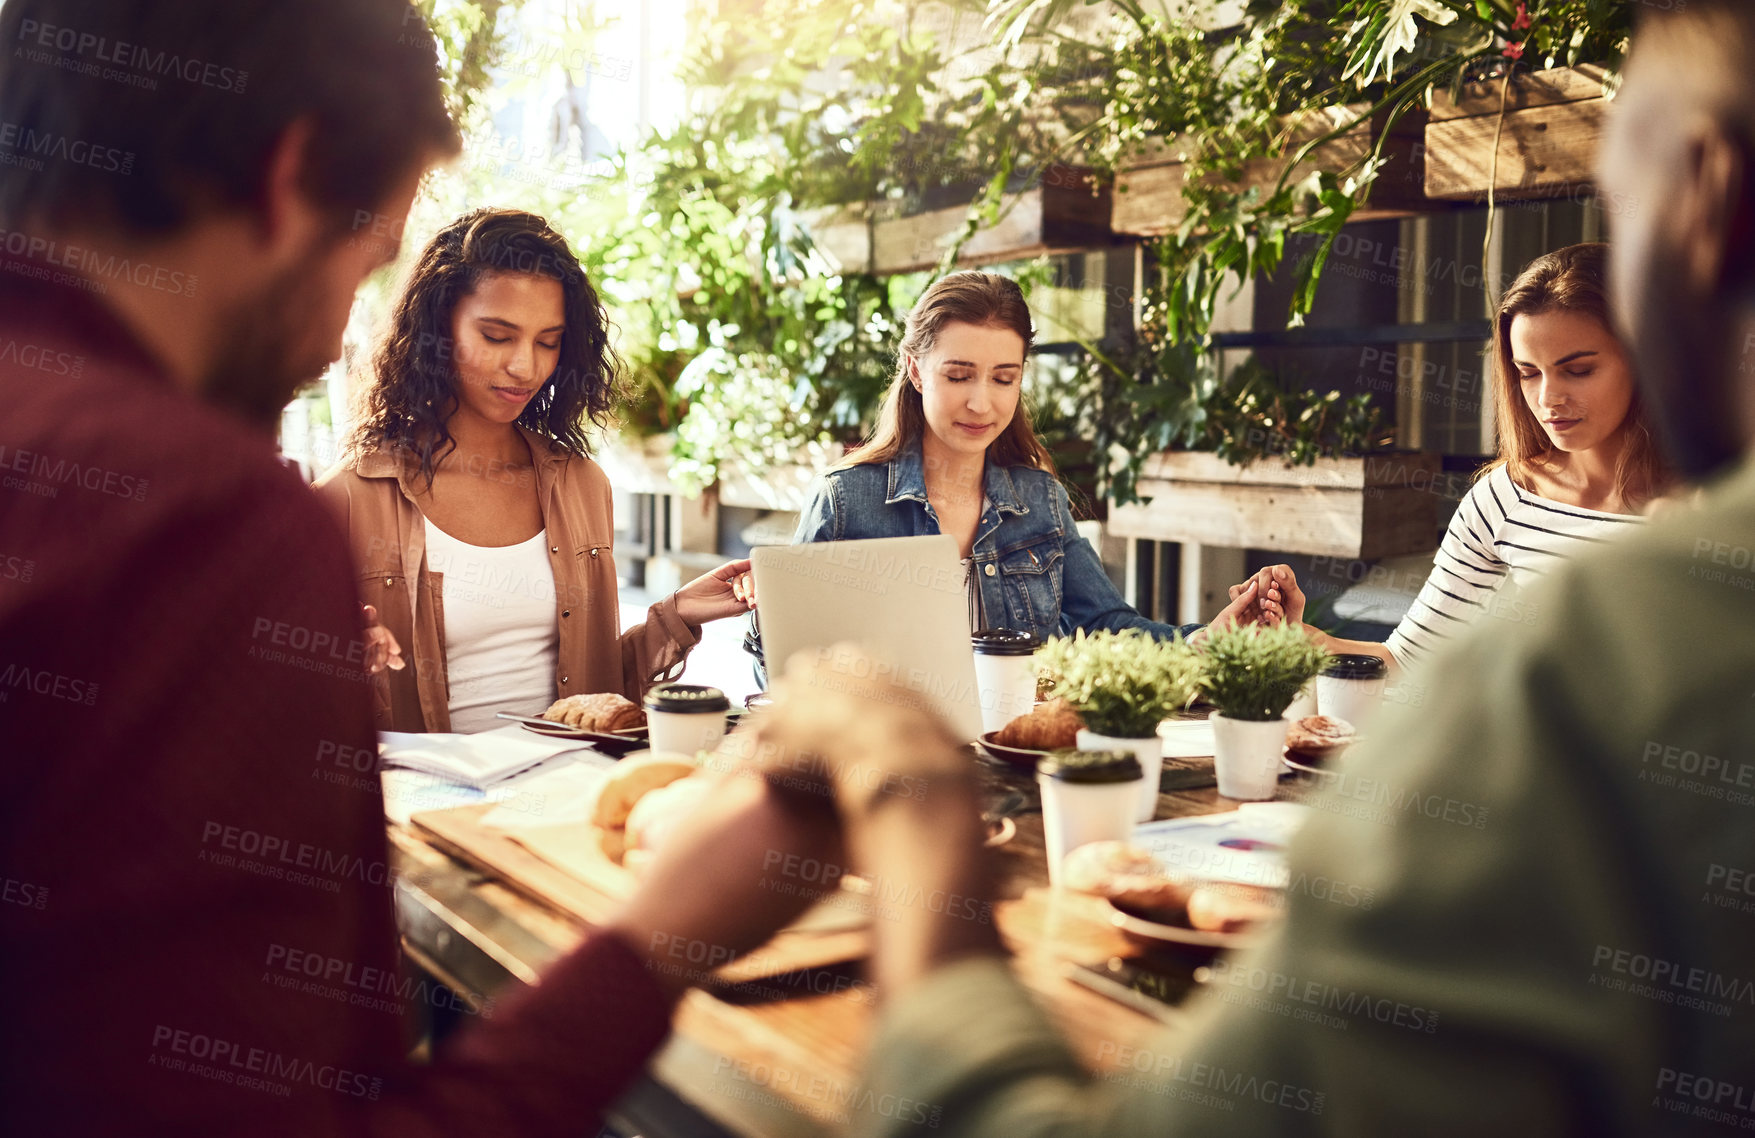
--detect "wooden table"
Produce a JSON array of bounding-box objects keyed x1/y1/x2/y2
[{"x1": 389, "y1": 749, "x2": 1314, "y2": 1138}]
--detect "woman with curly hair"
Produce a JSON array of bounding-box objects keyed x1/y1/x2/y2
[{"x1": 319, "y1": 208, "x2": 752, "y2": 732}]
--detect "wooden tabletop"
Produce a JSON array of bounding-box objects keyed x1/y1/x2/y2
[{"x1": 388, "y1": 749, "x2": 1313, "y2": 1138}]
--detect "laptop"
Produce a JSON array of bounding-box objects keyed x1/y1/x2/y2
[{"x1": 751, "y1": 534, "x2": 984, "y2": 741}]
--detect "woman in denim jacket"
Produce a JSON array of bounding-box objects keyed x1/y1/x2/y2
[{"x1": 787, "y1": 272, "x2": 1272, "y2": 645}]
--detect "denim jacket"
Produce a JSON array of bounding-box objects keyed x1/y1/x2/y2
[{"x1": 790, "y1": 444, "x2": 1200, "y2": 644}]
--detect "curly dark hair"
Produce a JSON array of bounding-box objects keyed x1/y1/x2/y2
[{"x1": 350, "y1": 208, "x2": 623, "y2": 485}]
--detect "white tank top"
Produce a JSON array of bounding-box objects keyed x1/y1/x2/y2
[{"x1": 421, "y1": 517, "x2": 560, "y2": 733}]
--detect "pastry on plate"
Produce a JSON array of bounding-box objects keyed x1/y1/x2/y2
[
  {"x1": 1060, "y1": 841, "x2": 1192, "y2": 916},
  {"x1": 544, "y1": 692, "x2": 646, "y2": 732},
  {"x1": 1285, "y1": 714, "x2": 1357, "y2": 758},
  {"x1": 1186, "y1": 882, "x2": 1283, "y2": 933},
  {"x1": 1063, "y1": 841, "x2": 1279, "y2": 934},
  {"x1": 992, "y1": 697, "x2": 1082, "y2": 750}
]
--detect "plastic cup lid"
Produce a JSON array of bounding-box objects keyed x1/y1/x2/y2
[
  {"x1": 971, "y1": 628, "x2": 1041, "y2": 656},
  {"x1": 1321, "y1": 654, "x2": 1387, "y2": 680},
  {"x1": 1037, "y1": 749, "x2": 1143, "y2": 784},
  {"x1": 643, "y1": 683, "x2": 731, "y2": 713}
]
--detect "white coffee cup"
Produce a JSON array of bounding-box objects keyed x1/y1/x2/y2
[
  {"x1": 1037, "y1": 750, "x2": 1143, "y2": 885},
  {"x1": 642, "y1": 683, "x2": 730, "y2": 757},
  {"x1": 1316, "y1": 655, "x2": 1388, "y2": 733},
  {"x1": 971, "y1": 629, "x2": 1040, "y2": 735}
]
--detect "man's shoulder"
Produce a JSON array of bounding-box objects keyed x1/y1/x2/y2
[
  {"x1": 4, "y1": 365, "x2": 297, "y2": 506},
  {"x1": 1567, "y1": 469, "x2": 1755, "y2": 639},
  {"x1": 1491, "y1": 466, "x2": 1755, "y2": 727},
  {"x1": 0, "y1": 360, "x2": 347, "y2": 585}
]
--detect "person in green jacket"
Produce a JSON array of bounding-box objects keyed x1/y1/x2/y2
[{"x1": 746, "y1": 3, "x2": 1755, "y2": 1134}]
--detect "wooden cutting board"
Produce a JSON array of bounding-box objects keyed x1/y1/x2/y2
[{"x1": 411, "y1": 803, "x2": 870, "y2": 983}]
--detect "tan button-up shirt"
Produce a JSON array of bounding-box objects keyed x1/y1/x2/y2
[{"x1": 316, "y1": 428, "x2": 696, "y2": 732}]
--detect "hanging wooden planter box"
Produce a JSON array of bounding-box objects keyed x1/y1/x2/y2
[
  {"x1": 803, "y1": 165, "x2": 1115, "y2": 276},
  {"x1": 1423, "y1": 65, "x2": 1609, "y2": 202},
  {"x1": 800, "y1": 204, "x2": 873, "y2": 277},
  {"x1": 1111, "y1": 104, "x2": 1433, "y2": 238},
  {"x1": 1106, "y1": 450, "x2": 1440, "y2": 561}
]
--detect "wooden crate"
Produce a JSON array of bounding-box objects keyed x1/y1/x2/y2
[
  {"x1": 1107, "y1": 450, "x2": 1441, "y2": 561},
  {"x1": 798, "y1": 203, "x2": 872, "y2": 276},
  {"x1": 1112, "y1": 104, "x2": 1433, "y2": 238},
  {"x1": 804, "y1": 165, "x2": 1116, "y2": 276},
  {"x1": 1424, "y1": 65, "x2": 1609, "y2": 202}
]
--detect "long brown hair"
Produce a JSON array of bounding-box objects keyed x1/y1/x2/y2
[
  {"x1": 840, "y1": 271, "x2": 1056, "y2": 473},
  {"x1": 348, "y1": 208, "x2": 624, "y2": 488},
  {"x1": 1484, "y1": 243, "x2": 1671, "y2": 508}
]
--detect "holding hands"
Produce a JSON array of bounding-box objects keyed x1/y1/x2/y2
[
  {"x1": 1225, "y1": 564, "x2": 1306, "y2": 628},
  {"x1": 1200, "y1": 563, "x2": 1305, "y2": 636}
]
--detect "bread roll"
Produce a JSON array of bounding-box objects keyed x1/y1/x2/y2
[
  {"x1": 591, "y1": 754, "x2": 697, "y2": 829},
  {"x1": 626, "y1": 775, "x2": 717, "y2": 855}
]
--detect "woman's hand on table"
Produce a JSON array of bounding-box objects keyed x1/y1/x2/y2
[
  {"x1": 605, "y1": 770, "x2": 845, "y2": 1001},
  {"x1": 361, "y1": 604, "x2": 405, "y2": 675},
  {"x1": 673, "y1": 558, "x2": 757, "y2": 629}
]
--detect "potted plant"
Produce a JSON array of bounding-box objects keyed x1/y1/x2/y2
[
  {"x1": 1196, "y1": 624, "x2": 1332, "y2": 801},
  {"x1": 1039, "y1": 629, "x2": 1202, "y2": 823}
]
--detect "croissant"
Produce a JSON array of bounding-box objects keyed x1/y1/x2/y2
[
  {"x1": 992, "y1": 697, "x2": 1082, "y2": 749},
  {"x1": 543, "y1": 692, "x2": 645, "y2": 732}
]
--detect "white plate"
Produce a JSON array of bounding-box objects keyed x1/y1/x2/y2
[
  {"x1": 1108, "y1": 899, "x2": 1262, "y2": 951},
  {"x1": 1281, "y1": 750, "x2": 1339, "y2": 778}
]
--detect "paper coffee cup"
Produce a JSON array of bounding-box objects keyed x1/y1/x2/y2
[
  {"x1": 1037, "y1": 750, "x2": 1143, "y2": 885},
  {"x1": 1317, "y1": 655, "x2": 1387, "y2": 733},
  {"x1": 971, "y1": 629, "x2": 1040, "y2": 735},
  {"x1": 643, "y1": 683, "x2": 730, "y2": 757}
]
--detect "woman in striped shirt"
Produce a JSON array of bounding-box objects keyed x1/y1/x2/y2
[{"x1": 1252, "y1": 243, "x2": 1675, "y2": 671}]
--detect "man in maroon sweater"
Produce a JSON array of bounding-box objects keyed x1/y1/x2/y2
[{"x1": 0, "y1": 2, "x2": 840, "y2": 1135}]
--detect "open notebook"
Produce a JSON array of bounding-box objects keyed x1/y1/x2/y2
[{"x1": 378, "y1": 725, "x2": 587, "y2": 788}]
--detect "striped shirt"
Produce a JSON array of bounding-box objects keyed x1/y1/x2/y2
[{"x1": 1383, "y1": 464, "x2": 1645, "y2": 669}]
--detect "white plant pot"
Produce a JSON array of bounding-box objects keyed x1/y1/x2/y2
[
  {"x1": 1076, "y1": 729, "x2": 1162, "y2": 822},
  {"x1": 1211, "y1": 713, "x2": 1290, "y2": 801}
]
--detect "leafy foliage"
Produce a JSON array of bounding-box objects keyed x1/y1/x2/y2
[
  {"x1": 977, "y1": 0, "x2": 1632, "y2": 499},
  {"x1": 1196, "y1": 623, "x2": 1332, "y2": 722},
  {"x1": 1040, "y1": 628, "x2": 1202, "y2": 738},
  {"x1": 392, "y1": 0, "x2": 1633, "y2": 497},
  {"x1": 1079, "y1": 333, "x2": 1393, "y2": 504}
]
